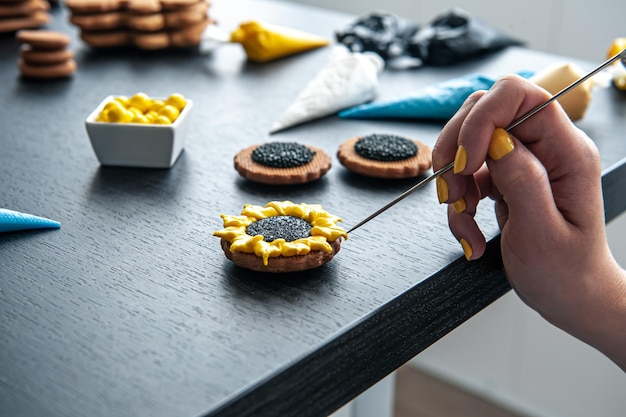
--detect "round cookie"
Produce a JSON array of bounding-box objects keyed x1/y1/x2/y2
[
  {"x1": 234, "y1": 141, "x2": 331, "y2": 185},
  {"x1": 16, "y1": 29, "x2": 71, "y2": 50},
  {"x1": 18, "y1": 58, "x2": 77, "y2": 78},
  {"x1": 0, "y1": 10, "x2": 49, "y2": 33},
  {"x1": 213, "y1": 201, "x2": 347, "y2": 273},
  {"x1": 219, "y1": 238, "x2": 341, "y2": 273},
  {"x1": 80, "y1": 29, "x2": 131, "y2": 47},
  {"x1": 337, "y1": 133, "x2": 432, "y2": 178},
  {"x1": 20, "y1": 44, "x2": 74, "y2": 64},
  {"x1": 70, "y1": 11, "x2": 128, "y2": 31},
  {"x1": 0, "y1": 0, "x2": 50, "y2": 18}
]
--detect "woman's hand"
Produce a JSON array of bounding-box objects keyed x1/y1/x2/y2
[{"x1": 432, "y1": 74, "x2": 626, "y2": 370}]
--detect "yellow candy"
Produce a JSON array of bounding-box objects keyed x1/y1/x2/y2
[
  {"x1": 153, "y1": 115, "x2": 172, "y2": 124},
  {"x1": 131, "y1": 113, "x2": 149, "y2": 124},
  {"x1": 158, "y1": 104, "x2": 180, "y2": 122},
  {"x1": 103, "y1": 100, "x2": 124, "y2": 112},
  {"x1": 95, "y1": 93, "x2": 187, "y2": 124},
  {"x1": 107, "y1": 106, "x2": 133, "y2": 123},
  {"x1": 165, "y1": 93, "x2": 186, "y2": 111},
  {"x1": 148, "y1": 99, "x2": 165, "y2": 112},
  {"x1": 114, "y1": 96, "x2": 129, "y2": 107},
  {"x1": 128, "y1": 92, "x2": 151, "y2": 113},
  {"x1": 145, "y1": 110, "x2": 159, "y2": 122},
  {"x1": 96, "y1": 110, "x2": 109, "y2": 122}
]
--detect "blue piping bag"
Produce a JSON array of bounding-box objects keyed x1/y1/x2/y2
[
  {"x1": 0, "y1": 208, "x2": 61, "y2": 233},
  {"x1": 339, "y1": 70, "x2": 534, "y2": 120}
]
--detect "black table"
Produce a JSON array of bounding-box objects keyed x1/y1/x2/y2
[{"x1": 1, "y1": 1, "x2": 625, "y2": 416}]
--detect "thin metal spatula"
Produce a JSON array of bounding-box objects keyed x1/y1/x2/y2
[{"x1": 347, "y1": 49, "x2": 626, "y2": 235}]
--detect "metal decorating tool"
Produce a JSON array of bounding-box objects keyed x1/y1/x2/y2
[{"x1": 347, "y1": 49, "x2": 626, "y2": 235}]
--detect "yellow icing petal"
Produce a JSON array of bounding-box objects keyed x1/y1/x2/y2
[{"x1": 230, "y1": 20, "x2": 329, "y2": 63}]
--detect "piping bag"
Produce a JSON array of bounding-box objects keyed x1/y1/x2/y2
[
  {"x1": 0, "y1": 208, "x2": 60, "y2": 233},
  {"x1": 270, "y1": 46, "x2": 384, "y2": 133},
  {"x1": 218, "y1": 20, "x2": 330, "y2": 63},
  {"x1": 339, "y1": 70, "x2": 535, "y2": 121}
]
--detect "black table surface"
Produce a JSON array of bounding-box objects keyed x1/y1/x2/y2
[{"x1": 1, "y1": 1, "x2": 625, "y2": 416}]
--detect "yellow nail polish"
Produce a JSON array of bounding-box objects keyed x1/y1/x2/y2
[
  {"x1": 488, "y1": 128, "x2": 515, "y2": 160},
  {"x1": 460, "y1": 238, "x2": 473, "y2": 260},
  {"x1": 436, "y1": 176, "x2": 448, "y2": 203},
  {"x1": 453, "y1": 198, "x2": 466, "y2": 214},
  {"x1": 453, "y1": 145, "x2": 467, "y2": 173}
]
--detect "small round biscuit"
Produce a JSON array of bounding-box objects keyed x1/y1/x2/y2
[
  {"x1": 70, "y1": 11, "x2": 127, "y2": 31},
  {"x1": 337, "y1": 134, "x2": 432, "y2": 179},
  {"x1": 220, "y1": 238, "x2": 342, "y2": 273},
  {"x1": 0, "y1": 0, "x2": 49, "y2": 18},
  {"x1": 18, "y1": 58, "x2": 77, "y2": 78},
  {"x1": 168, "y1": 17, "x2": 210, "y2": 47},
  {"x1": 132, "y1": 30, "x2": 170, "y2": 49},
  {"x1": 159, "y1": 0, "x2": 201, "y2": 11},
  {"x1": 162, "y1": 0, "x2": 208, "y2": 28},
  {"x1": 127, "y1": 12, "x2": 164, "y2": 31},
  {"x1": 17, "y1": 29, "x2": 71, "y2": 50},
  {"x1": 234, "y1": 142, "x2": 331, "y2": 185},
  {"x1": 65, "y1": 0, "x2": 126, "y2": 13},
  {"x1": 0, "y1": 10, "x2": 49, "y2": 33},
  {"x1": 126, "y1": 0, "x2": 162, "y2": 14},
  {"x1": 20, "y1": 44, "x2": 74, "y2": 64},
  {"x1": 80, "y1": 29, "x2": 131, "y2": 47}
]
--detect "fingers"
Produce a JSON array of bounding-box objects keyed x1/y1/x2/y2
[{"x1": 453, "y1": 74, "x2": 575, "y2": 177}]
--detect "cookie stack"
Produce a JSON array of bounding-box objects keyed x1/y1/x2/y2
[
  {"x1": 65, "y1": 0, "x2": 213, "y2": 49},
  {"x1": 17, "y1": 30, "x2": 77, "y2": 79},
  {"x1": 0, "y1": 0, "x2": 51, "y2": 33}
]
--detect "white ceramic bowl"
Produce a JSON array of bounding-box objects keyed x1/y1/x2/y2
[{"x1": 85, "y1": 96, "x2": 193, "y2": 168}]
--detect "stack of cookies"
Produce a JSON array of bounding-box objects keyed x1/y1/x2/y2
[
  {"x1": 65, "y1": 0, "x2": 213, "y2": 49},
  {"x1": 17, "y1": 30, "x2": 77, "y2": 78},
  {"x1": 0, "y1": 0, "x2": 51, "y2": 33}
]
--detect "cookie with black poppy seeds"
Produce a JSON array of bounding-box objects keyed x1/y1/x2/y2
[
  {"x1": 234, "y1": 141, "x2": 331, "y2": 184},
  {"x1": 213, "y1": 201, "x2": 348, "y2": 273},
  {"x1": 337, "y1": 133, "x2": 432, "y2": 178}
]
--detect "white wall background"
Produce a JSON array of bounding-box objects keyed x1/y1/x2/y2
[{"x1": 284, "y1": 1, "x2": 626, "y2": 416}]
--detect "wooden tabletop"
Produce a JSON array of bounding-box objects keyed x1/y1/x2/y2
[{"x1": 1, "y1": 1, "x2": 625, "y2": 416}]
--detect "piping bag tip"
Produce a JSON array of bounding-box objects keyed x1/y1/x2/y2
[{"x1": 0, "y1": 208, "x2": 61, "y2": 233}]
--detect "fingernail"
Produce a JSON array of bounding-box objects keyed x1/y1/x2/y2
[
  {"x1": 488, "y1": 128, "x2": 515, "y2": 160},
  {"x1": 453, "y1": 145, "x2": 467, "y2": 173},
  {"x1": 436, "y1": 176, "x2": 448, "y2": 203},
  {"x1": 453, "y1": 198, "x2": 466, "y2": 214},
  {"x1": 460, "y1": 238, "x2": 473, "y2": 260}
]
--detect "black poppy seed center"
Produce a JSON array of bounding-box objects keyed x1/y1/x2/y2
[
  {"x1": 246, "y1": 216, "x2": 312, "y2": 242},
  {"x1": 354, "y1": 134, "x2": 418, "y2": 161},
  {"x1": 251, "y1": 142, "x2": 315, "y2": 168}
]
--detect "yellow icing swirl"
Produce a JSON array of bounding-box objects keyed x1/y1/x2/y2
[{"x1": 213, "y1": 201, "x2": 348, "y2": 266}]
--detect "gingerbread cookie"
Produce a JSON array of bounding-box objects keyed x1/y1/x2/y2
[
  {"x1": 16, "y1": 30, "x2": 77, "y2": 79},
  {"x1": 70, "y1": 11, "x2": 127, "y2": 30},
  {"x1": 0, "y1": 0, "x2": 49, "y2": 17},
  {"x1": 0, "y1": 9, "x2": 49, "y2": 33},
  {"x1": 214, "y1": 201, "x2": 347, "y2": 273},
  {"x1": 337, "y1": 133, "x2": 432, "y2": 178},
  {"x1": 20, "y1": 45, "x2": 74, "y2": 64},
  {"x1": 234, "y1": 141, "x2": 331, "y2": 185},
  {"x1": 17, "y1": 29, "x2": 70, "y2": 49},
  {"x1": 66, "y1": 0, "x2": 212, "y2": 49}
]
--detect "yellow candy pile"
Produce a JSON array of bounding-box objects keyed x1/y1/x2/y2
[{"x1": 96, "y1": 92, "x2": 187, "y2": 124}]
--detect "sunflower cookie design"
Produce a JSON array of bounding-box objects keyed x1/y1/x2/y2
[
  {"x1": 214, "y1": 201, "x2": 347, "y2": 273},
  {"x1": 337, "y1": 133, "x2": 432, "y2": 178}
]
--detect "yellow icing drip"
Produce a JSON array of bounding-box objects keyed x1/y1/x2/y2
[
  {"x1": 230, "y1": 20, "x2": 329, "y2": 63},
  {"x1": 214, "y1": 201, "x2": 348, "y2": 266}
]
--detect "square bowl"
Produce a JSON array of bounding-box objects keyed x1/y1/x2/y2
[{"x1": 85, "y1": 95, "x2": 193, "y2": 168}]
